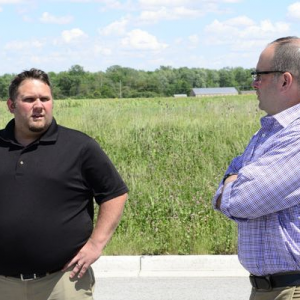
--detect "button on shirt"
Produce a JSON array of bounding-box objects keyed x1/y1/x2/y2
[{"x1": 213, "y1": 103, "x2": 300, "y2": 276}]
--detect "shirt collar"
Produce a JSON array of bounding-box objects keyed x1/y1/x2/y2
[
  {"x1": 261, "y1": 103, "x2": 300, "y2": 129},
  {"x1": 0, "y1": 118, "x2": 58, "y2": 145}
]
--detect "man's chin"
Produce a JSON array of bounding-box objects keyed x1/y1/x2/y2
[
  {"x1": 29, "y1": 123, "x2": 50, "y2": 133},
  {"x1": 29, "y1": 126, "x2": 46, "y2": 133}
]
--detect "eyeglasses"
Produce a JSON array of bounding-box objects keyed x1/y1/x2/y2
[{"x1": 251, "y1": 70, "x2": 285, "y2": 82}]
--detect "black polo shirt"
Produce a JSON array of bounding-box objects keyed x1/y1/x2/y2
[{"x1": 0, "y1": 118, "x2": 128, "y2": 275}]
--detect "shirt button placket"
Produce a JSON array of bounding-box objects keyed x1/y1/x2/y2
[
  {"x1": 16, "y1": 157, "x2": 25, "y2": 177},
  {"x1": 16, "y1": 151, "x2": 26, "y2": 177}
]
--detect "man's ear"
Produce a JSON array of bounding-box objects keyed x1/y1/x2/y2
[
  {"x1": 7, "y1": 99, "x2": 15, "y2": 113},
  {"x1": 281, "y1": 72, "x2": 293, "y2": 89}
]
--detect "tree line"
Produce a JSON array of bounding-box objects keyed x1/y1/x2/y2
[{"x1": 0, "y1": 65, "x2": 254, "y2": 100}]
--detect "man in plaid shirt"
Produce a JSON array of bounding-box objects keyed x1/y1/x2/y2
[{"x1": 213, "y1": 36, "x2": 300, "y2": 300}]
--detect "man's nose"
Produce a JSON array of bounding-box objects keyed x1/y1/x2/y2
[
  {"x1": 34, "y1": 99, "x2": 43, "y2": 107},
  {"x1": 252, "y1": 80, "x2": 259, "y2": 89}
]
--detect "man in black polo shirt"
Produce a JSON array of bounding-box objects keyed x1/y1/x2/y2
[{"x1": 0, "y1": 68, "x2": 128, "y2": 300}]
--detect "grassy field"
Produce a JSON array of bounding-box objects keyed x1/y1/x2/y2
[{"x1": 0, "y1": 95, "x2": 263, "y2": 255}]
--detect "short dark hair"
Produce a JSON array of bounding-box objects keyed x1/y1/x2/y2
[
  {"x1": 271, "y1": 36, "x2": 299, "y2": 45},
  {"x1": 9, "y1": 68, "x2": 52, "y2": 101}
]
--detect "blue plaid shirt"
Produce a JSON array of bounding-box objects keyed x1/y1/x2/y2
[{"x1": 213, "y1": 103, "x2": 300, "y2": 276}]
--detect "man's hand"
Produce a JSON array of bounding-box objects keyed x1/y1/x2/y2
[
  {"x1": 216, "y1": 174, "x2": 238, "y2": 209},
  {"x1": 223, "y1": 174, "x2": 238, "y2": 186},
  {"x1": 62, "y1": 238, "x2": 102, "y2": 279},
  {"x1": 62, "y1": 193, "x2": 128, "y2": 279}
]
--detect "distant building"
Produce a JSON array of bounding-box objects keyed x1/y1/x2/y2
[
  {"x1": 174, "y1": 94, "x2": 187, "y2": 98},
  {"x1": 190, "y1": 87, "x2": 239, "y2": 97},
  {"x1": 240, "y1": 90, "x2": 256, "y2": 95}
]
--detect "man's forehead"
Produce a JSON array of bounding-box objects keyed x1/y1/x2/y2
[
  {"x1": 17, "y1": 79, "x2": 51, "y2": 93},
  {"x1": 19, "y1": 78, "x2": 48, "y2": 87},
  {"x1": 16, "y1": 90, "x2": 52, "y2": 102},
  {"x1": 256, "y1": 46, "x2": 274, "y2": 68}
]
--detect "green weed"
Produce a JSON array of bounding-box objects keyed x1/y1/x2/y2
[{"x1": 0, "y1": 95, "x2": 262, "y2": 254}]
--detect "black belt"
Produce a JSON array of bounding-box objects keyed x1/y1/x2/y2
[
  {"x1": 250, "y1": 273, "x2": 300, "y2": 290},
  {"x1": 4, "y1": 268, "x2": 61, "y2": 281}
]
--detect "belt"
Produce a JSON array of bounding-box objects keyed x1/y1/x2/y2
[
  {"x1": 4, "y1": 268, "x2": 61, "y2": 281},
  {"x1": 250, "y1": 273, "x2": 300, "y2": 290}
]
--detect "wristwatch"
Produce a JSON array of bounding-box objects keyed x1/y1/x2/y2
[{"x1": 222, "y1": 173, "x2": 237, "y2": 184}]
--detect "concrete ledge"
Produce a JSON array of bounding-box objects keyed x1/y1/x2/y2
[
  {"x1": 92, "y1": 255, "x2": 248, "y2": 278},
  {"x1": 92, "y1": 256, "x2": 141, "y2": 277}
]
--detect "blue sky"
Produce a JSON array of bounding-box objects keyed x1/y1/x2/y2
[{"x1": 1, "y1": 0, "x2": 300, "y2": 75}]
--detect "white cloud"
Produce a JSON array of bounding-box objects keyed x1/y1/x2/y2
[
  {"x1": 287, "y1": 2, "x2": 300, "y2": 20},
  {"x1": 139, "y1": 6, "x2": 203, "y2": 23},
  {"x1": 187, "y1": 34, "x2": 200, "y2": 49},
  {"x1": 202, "y1": 17, "x2": 290, "y2": 64},
  {"x1": 102, "y1": 0, "x2": 129, "y2": 9},
  {"x1": 97, "y1": 0, "x2": 122, "y2": 10},
  {"x1": 205, "y1": 19, "x2": 239, "y2": 40},
  {"x1": 22, "y1": 15, "x2": 33, "y2": 22},
  {"x1": 224, "y1": 16, "x2": 255, "y2": 27},
  {"x1": 65, "y1": 0, "x2": 91, "y2": 2},
  {"x1": 138, "y1": 7, "x2": 168, "y2": 23},
  {"x1": 96, "y1": 0, "x2": 136, "y2": 11},
  {"x1": 174, "y1": 37, "x2": 183, "y2": 45},
  {"x1": 205, "y1": 18, "x2": 290, "y2": 43},
  {"x1": 0, "y1": 0, "x2": 296, "y2": 74},
  {"x1": 121, "y1": 29, "x2": 168, "y2": 51},
  {"x1": 4, "y1": 39, "x2": 45, "y2": 51},
  {"x1": 259, "y1": 20, "x2": 289, "y2": 34},
  {"x1": 93, "y1": 45, "x2": 112, "y2": 56},
  {"x1": 138, "y1": 0, "x2": 234, "y2": 10},
  {"x1": 61, "y1": 28, "x2": 88, "y2": 43},
  {"x1": 188, "y1": 34, "x2": 199, "y2": 44},
  {"x1": 40, "y1": 12, "x2": 73, "y2": 24},
  {"x1": 99, "y1": 18, "x2": 129, "y2": 36},
  {"x1": 223, "y1": 0, "x2": 242, "y2": 3},
  {"x1": 0, "y1": 0, "x2": 24, "y2": 3},
  {"x1": 0, "y1": 6, "x2": 2, "y2": 12},
  {"x1": 173, "y1": 6, "x2": 203, "y2": 18},
  {"x1": 139, "y1": 0, "x2": 191, "y2": 8},
  {"x1": 30, "y1": 55, "x2": 46, "y2": 64}
]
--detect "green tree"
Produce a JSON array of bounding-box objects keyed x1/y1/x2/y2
[
  {"x1": 0, "y1": 74, "x2": 14, "y2": 100},
  {"x1": 219, "y1": 67, "x2": 234, "y2": 87},
  {"x1": 232, "y1": 67, "x2": 253, "y2": 91},
  {"x1": 68, "y1": 65, "x2": 85, "y2": 76},
  {"x1": 0, "y1": 65, "x2": 255, "y2": 99}
]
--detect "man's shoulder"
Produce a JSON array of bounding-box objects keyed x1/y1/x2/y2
[
  {"x1": 55, "y1": 124, "x2": 103, "y2": 149},
  {"x1": 0, "y1": 128, "x2": 6, "y2": 136},
  {"x1": 55, "y1": 124, "x2": 106, "y2": 158},
  {"x1": 0, "y1": 119, "x2": 14, "y2": 140},
  {"x1": 57, "y1": 124, "x2": 93, "y2": 141},
  {"x1": 0, "y1": 126, "x2": 12, "y2": 141}
]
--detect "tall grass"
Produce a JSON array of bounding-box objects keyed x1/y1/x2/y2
[{"x1": 0, "y1": 95, "x2": 263, "y2": 255}]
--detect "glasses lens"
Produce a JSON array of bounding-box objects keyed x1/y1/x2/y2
[{"x1": 252, "y1": 73, "x2": 259, "y2": 81}]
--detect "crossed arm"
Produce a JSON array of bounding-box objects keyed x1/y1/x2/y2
[
  {"x1": 216, "y1": 174, "x2": 238, "y2": 209},
  {"x1": 214, "y1": 136, "x2": 300, "y2": 220}
]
